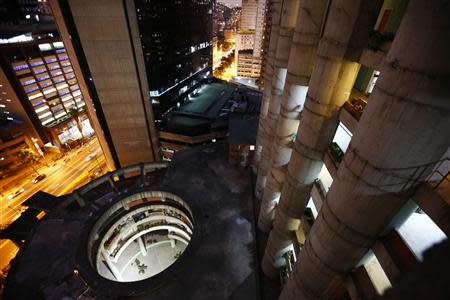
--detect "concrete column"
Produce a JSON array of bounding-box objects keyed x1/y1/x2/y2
[
  {"x1": 259, "y1": 0, "x2": 362, "y2": 234},
  {"x1": 23, "y1": 133, "x2": 42, "y2": 156},
  {"x1": 260, "y1": 0, "x2": 364, "y2": 277},
  {"x1": 254, "y1": 0, "x2": 283, "y2": 178},
  {"x1": 255, "y1": 0, "x2": 300, "y2": 197},
  {"x1": 280, "y1": 0, "x2": 450, "y2": 298},
  {"x1": 257, "y1": 0, "x2": 328, "y2": 232},
  {"x1": 138, "y1": 236, "x2": 147, "y2": 256}
]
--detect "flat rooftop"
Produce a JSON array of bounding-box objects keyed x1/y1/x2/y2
[
  {"x1": 165, "y1": 82, "x2": 236, "y2": 134},
  {"x1": 4, "y1": 143, "x2": 278, "y2": 299},
  {"x1": 174, "y1": 82, "x2": 235, "y2": 119}
]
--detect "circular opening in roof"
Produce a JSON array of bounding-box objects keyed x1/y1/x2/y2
[{"x1": 87, "y1": 191, "x2": 194, "y2": 282}]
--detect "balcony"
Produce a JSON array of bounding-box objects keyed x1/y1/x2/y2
[
  {"x1": 343, "y1": 95, "x2": 367, "y2": 122},
  {"x1": 323, "y1": 143, "x2": 342, "y2": 179}
]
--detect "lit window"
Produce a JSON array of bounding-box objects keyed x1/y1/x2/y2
[
  {"x1": 367, "y1": 71, "x2": 380, "y2": 94},
  {"x1": 38, "y1": 43, "x2": 52, "y2": 51},
  {"x1": 43, "y1": 88, "x2": 56, "y2": 95},
  {"x1": 53, "y1": 42, "x2": 64, "y2": 48},
  {"x1": 35, "y1": 106, "x2": 49, "y2": 113},
  {"x1": 39, "y1": 111, "x2": 52, "y2": 119},
  {"x1": 28, "y1": 92, "x2": 43, "y2": 100}
]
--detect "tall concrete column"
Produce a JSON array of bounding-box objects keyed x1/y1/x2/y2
[
  {"x1": 280, "y1": 0, "x2": 450, "y2": 298},
  {"x1": 258, "y1": 0, "x2": 362, "y2": 234},
  {"x1": 257, "y1": 0, "x2": 328, "y2": 233},
  {"x1": 254, "y1": 0, "x2": 283, "y2": 180},
  {"x1": 255, "y1": 0, "x2": 300, "y2": 197}
]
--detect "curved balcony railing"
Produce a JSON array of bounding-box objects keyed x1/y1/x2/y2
[{"x1": 105, "y1": 214, "x2": 193, "y2": 260}]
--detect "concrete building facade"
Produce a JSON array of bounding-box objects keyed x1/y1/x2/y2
[
  {"x1": 51, "y1": 0, "x2": 160, "y2": 168},
  {"x1": 255, "y1": 0, "x2": 450, "y2": 298},
  {"x1": 235, "y1": 0, "x2": 267, "y2": 78}
]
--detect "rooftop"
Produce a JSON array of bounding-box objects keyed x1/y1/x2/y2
[{"x1": 4, "y1": 143, "x2": 278, "y2": 300}]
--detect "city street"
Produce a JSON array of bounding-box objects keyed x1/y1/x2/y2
[{"x1": 0, "y1": 138, "x2": 106, "y2": 274}]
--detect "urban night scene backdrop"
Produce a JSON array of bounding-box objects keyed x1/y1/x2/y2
[{"x1": 1, "y1": 1, "x2": 449, "y2": 300}]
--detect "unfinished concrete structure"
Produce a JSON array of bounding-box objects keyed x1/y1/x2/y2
[
  {"x1": 255, "y1": 0, "x2": 298, "y2": 198},
  {"x1": 257, "y1": 0, "x2": 328, "y2": 233},
  {"x1": 254, "y1": 0, "x2": 283, "y2": 183},
  {"x1": 255, "y1": 0, "x2": 450, "y2": 298}
]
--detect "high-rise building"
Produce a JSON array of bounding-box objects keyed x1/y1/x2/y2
[
  {"x1": 0, "y1": 38, "x2": 94, "y2": 145},
  {"x1": 235, "y1": 0, "x2": 266, "y2": 78},
  {"x1": 134, "y1": 0, "x2": 213, "y2": 121},
  {"x1": 51, "y1": 0, "x2": 213, "y2": 168},
  {"x1": 0, "y1": 0, "x2": 112, "y2": 170},
  {"x1": 0, "y1": 66, "x2": 45, "y2": 177}
]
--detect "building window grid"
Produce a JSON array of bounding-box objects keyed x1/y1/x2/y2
[{"x1": 12, "y1": 44, "x2": 85, "y2": 125}]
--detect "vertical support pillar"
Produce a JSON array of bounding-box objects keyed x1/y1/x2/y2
[
  {"x1": 257, "y1": 0, "x2": 329, "y2": 232},
  {"x1": 138, "y1": 236, "x2": 147, "y2": 256},
  {"x1": 259, "y1": 0, "x2": 362, "y2": 234},
  {"x1": 255, "y1": 0, "x2": 300, "y2": 197},
  {"x1": 108, "y1": 175, "x2": 119, "y2": 193},
  {"x1": 280, "y1": 0, "x2": 450, "y2": 298},
  {"x1": 254, "y1": 0, "x2": 283, "y2": 182},
  {"x1": 261, "y1": 0, "x2": 364, "y2": 276},
  {"x1": 139, "y1": 163, "x2": 145, "y2": 187}
]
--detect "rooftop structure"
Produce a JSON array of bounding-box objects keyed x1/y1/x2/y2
[{"x1": 3, "y1": 144, "x2": 273, "y2": 299}]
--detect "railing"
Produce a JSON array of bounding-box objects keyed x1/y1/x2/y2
[
  {"x1": 159, "y1": 130, "x2": 227, "y2": 145},
  {"x1": 58, "y1": 162, "x2": 169, "y2": 211}
]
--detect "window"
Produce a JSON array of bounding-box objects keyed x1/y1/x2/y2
[
  {"x1": 38, "y1": 43, "x2": 52, "y2": 51},
  {"x1": 332, "y1": 122, "x2": 352, "y2": 153},
  {"x1": 367, "y1": 71, "x2": 380, "y2": 94}
]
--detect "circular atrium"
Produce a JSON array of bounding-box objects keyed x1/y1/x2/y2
[{"x1": 88, "y1": 191, "x2": 194, "y2": 282}]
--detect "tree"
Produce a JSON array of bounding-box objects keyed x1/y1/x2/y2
[
  {"x1": 68, "y1": 107, "x2": 87, "y2": 139},
  {"x1": 16, "y1": 148, "x2": 40, "y2": 176}
]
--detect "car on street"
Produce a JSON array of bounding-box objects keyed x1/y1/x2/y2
[
  {"x1": 6, "y1": 188, "x2": 25, "y2": 200},
  {"x1": 85, "y1": 153, "x2": 96, "y2": 161},
  {"x1": 32, "y1": 174, "x2": 46, "y2": 184}
]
